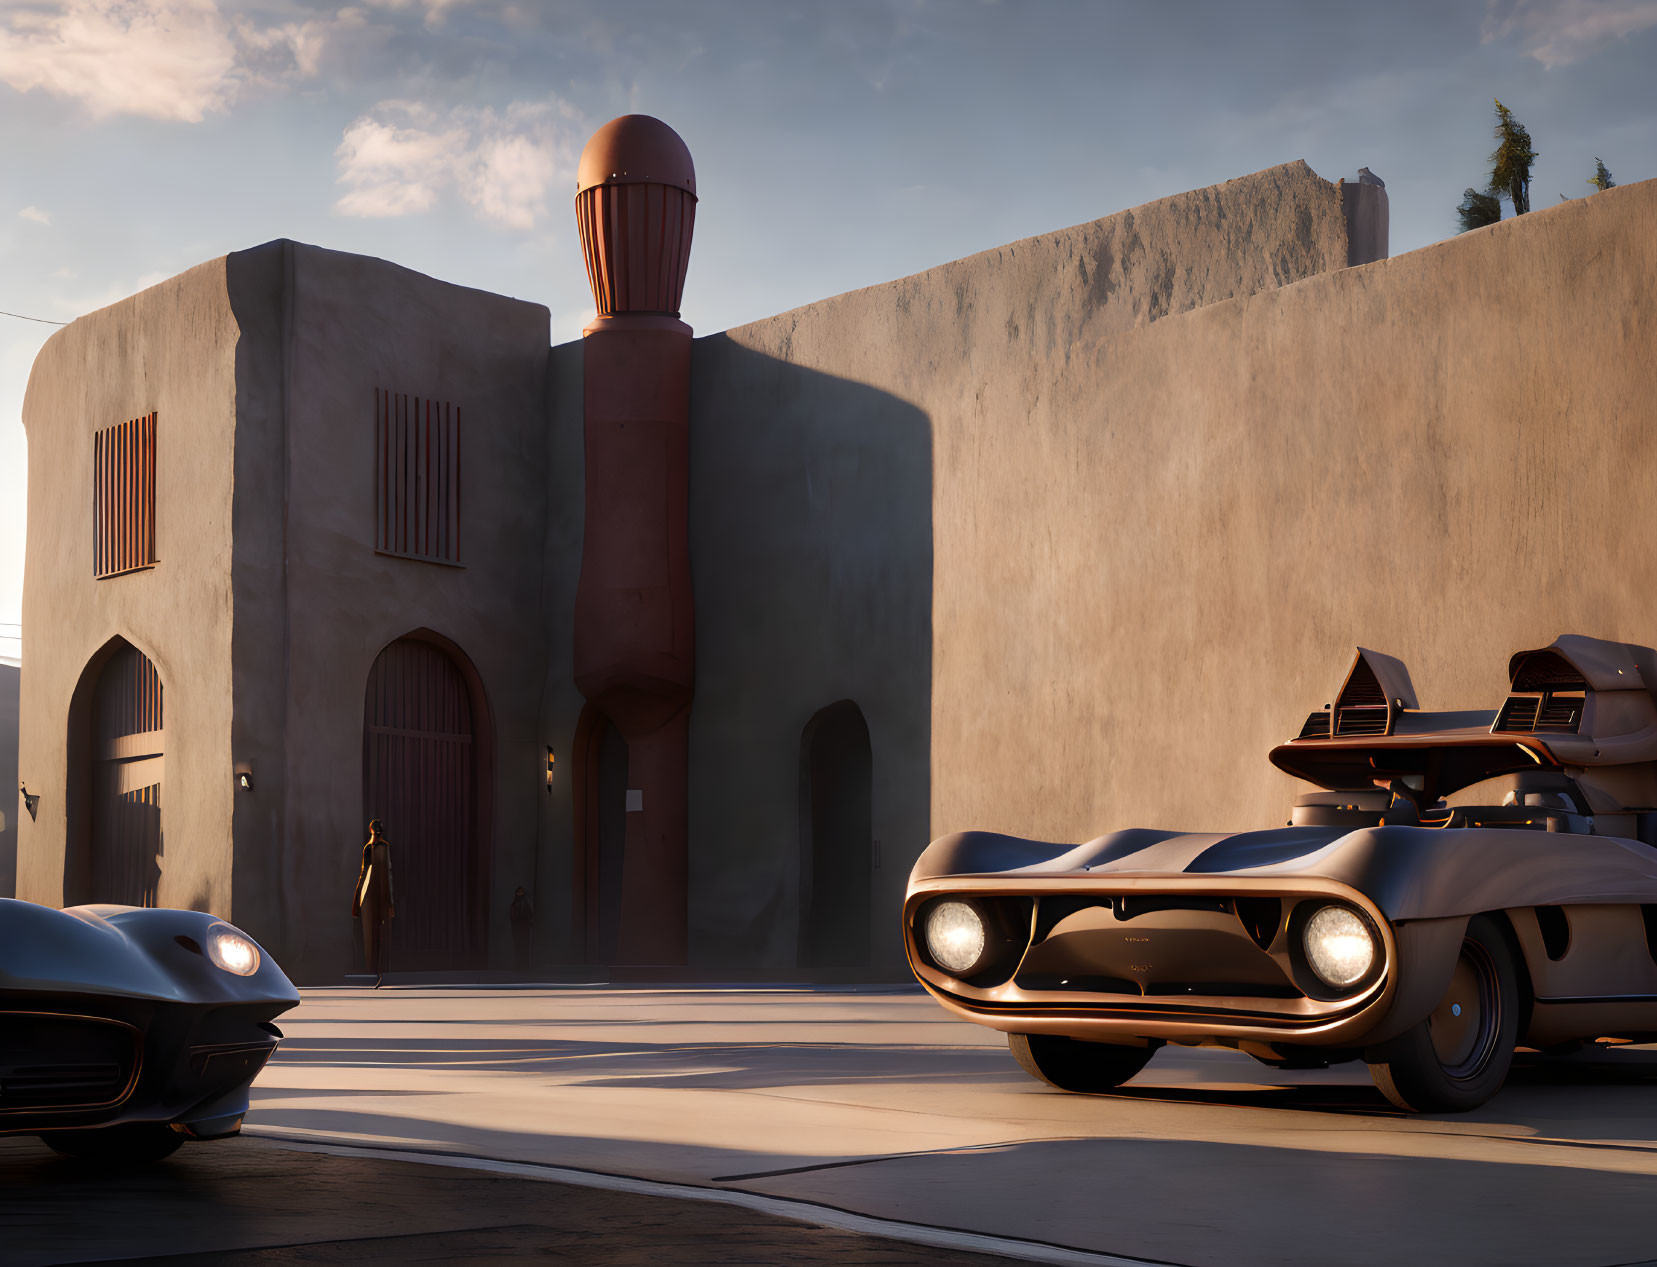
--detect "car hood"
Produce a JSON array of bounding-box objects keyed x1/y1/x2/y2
[
  {"x1": 0, "y1": 898, "x2": 300, "y2": 1007},
  {"x1": 910, "y1": 825, "x2": 1657, "y2": 921}
]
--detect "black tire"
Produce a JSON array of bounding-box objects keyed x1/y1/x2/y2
[
  {"x1": 39, "y1": 1123, "x2": 185, "y2": 1165},
  {"x1": 1008, "y1": 1033, "x2": 1157, "y2": 1092},
  {"x1": 1366, "y1": 914, "x2": 1520, "y2": 1113}
]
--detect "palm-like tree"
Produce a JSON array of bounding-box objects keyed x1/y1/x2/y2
[
  {"x1": 1457, "y1": 188, "x2": 1501, "y2": 233},
  {"x1": 1489, "y1": 99, "x2": 1538, "y2": 215}
]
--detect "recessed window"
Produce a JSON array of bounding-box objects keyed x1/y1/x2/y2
[
  {"x1": 93, "y1": 412, "x2": 157, "y2": 579},
  {"x1": 374, "y1": 388, "x2": 461, "y2": 566}
]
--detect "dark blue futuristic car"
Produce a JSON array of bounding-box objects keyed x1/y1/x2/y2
[{"x1": 1, "y1": 899, "x2": 297, "y2": 1162}]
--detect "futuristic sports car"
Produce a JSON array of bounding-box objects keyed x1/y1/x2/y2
[
  {"x1": 905, "y1": 636, "x2": 1657, "y2": 1112},
  {"x1": 1, "y1": 900, "x2": 298, "y2": 1161}
]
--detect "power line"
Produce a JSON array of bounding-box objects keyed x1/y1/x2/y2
[{"x1": 1, "y1": 308, "x2": 67, "y2": 326}]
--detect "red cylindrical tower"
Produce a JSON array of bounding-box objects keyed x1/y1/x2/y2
[{"x1": 573, "y1": 115, "x2": 696, "y2": 965}]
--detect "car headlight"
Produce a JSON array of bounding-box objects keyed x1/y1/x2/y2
[
  {"x1": 1303, "y1": 905, "x2": 1376, "y2": 989},
  {"x1": 924, "y1": 900, "x2": 986, "y2": 975},
  {"x1": 206, "y1": 924, "x2": 261, "y2": 976}
]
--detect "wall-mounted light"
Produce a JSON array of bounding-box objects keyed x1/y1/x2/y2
[
  {"x1": 545, "y1": 746, "x2": 555, "y2": 793},
  {"x1": 235, "y1": 762, "x2": 254, "y2": 792},
  {"x1": 20, "y1": 782, "x2": 39, "y2": 821}
]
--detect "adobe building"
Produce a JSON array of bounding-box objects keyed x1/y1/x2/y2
[
  {"x1": 1, "y1": 656, "x2": 17, "y2": 897},
  {"x1": 13, "y1": 116, "x2": 1657, "y2": 982}
]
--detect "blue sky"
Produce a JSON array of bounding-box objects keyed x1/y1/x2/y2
[{"x1": 3, "y1": 0, "x2": 1656, "y2": 655}]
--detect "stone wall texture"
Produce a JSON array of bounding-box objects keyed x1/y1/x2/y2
[
  {"x1": 701, "y1": 173, "x2": 1655, "y2": 973},
  {"x1": 688, "y1": 162, "x2": 1350, "y2": 968}
]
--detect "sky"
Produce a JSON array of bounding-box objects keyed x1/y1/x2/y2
[{"x1": 2, "y1": 0, "x2": 1655, "y2": 657}]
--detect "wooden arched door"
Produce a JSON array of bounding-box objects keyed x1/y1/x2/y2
[
  {"x1": 363, "y1": 636, "x2": 485, "y2": 969},
  {"x1": 88, "y1": 642, "x2": 164, "y2": 907}
]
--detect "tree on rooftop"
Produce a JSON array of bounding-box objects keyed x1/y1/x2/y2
[
  {"x1": 1488, "y1": 98, "x2": 1537, "y2": 215},
  {"x1": 1587, "y1": 158, "x2": 1616, "y2": 192},
  {"x1": 1456, "y1": 188, "x2": 1502, "y2": 233}
]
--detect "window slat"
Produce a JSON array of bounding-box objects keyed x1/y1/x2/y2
[
  {"x1": 373, "y1": 390, "x2": 461, "y2": 566},
  {"x1": 93, "y1": 412, "x2": 157, "y2": 578}
]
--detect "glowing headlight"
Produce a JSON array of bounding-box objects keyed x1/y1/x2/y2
[
  {"x1": 924, "y1": 900, "x2": 986, "y2": 975},
  {"x1": 1303, "y1": 905, "x2": 1376, "y2": 989},
  {"x1": 206, "y1": 924, "x2": 261, "y2": 976}
]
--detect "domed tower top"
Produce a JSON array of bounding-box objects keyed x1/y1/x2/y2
[{"x1": 575, "y1": 115, "x2": 697, "y2": 322}]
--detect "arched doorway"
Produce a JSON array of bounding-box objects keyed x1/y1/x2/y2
[
  {"x1": 798, "y1": 700, "x2": 872, "y2": 970},
  {"x1": 79, "y1": 641, "x2": 165, "y2": 907},
  {"x1": 573, "y1": 704, "x2": 629, "y2": 963},
  {"x1": 362, "y1": 634, "x2": 489, "y2": 969}
]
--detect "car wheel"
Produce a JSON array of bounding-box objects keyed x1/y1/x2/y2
[
  {"x1": 1366, "y1": 914, "x2": 1520, "y2": 1113},
  {"x1": 39, "y1": 1123, "x2": 185, "y2": 1165},
  {"x1": 1008, "y1": 1033, "x2": 1157, "y2": 1093}
]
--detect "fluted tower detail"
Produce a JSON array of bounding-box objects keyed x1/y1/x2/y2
[{"x1": 572, "y1": 115, "x2": 697, "y2": 965}]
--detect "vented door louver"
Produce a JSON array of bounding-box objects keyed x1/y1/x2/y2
[
  {"x1": 93, "y1": 412, "x2": 157, "y2": 578},
  {"x1": 1494, "y1": 696, "x2": 1541, "y2": 732},
  {"x1": 375, "y1": 389, "x2": 460, "y2": 566},
  {"x1": 1298, "y1": 710, "x2": 1331, "y2": 739}
]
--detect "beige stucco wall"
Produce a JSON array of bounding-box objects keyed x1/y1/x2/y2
[
  {"x1": 15, "y1": 243, "x2": 558, "y2": 981},
  {"x1": 225, "y1": 242, "x2": 554, "y2": 981},
  {"x1": 1, "y1": 661, "x2": 18, "y2": 897},
  {"x1": 689, "y1": 161, "x2": 1349, "y2": 970},
  {"x1": 22, "y1": 160, "x2": 1648, "y2": 982},
  {"x1": 929, "y1": 177, "x2": 1657, "y2": 843},
  {"x1": 17, "y1": 259, "x2": 242, "y2": 915}
]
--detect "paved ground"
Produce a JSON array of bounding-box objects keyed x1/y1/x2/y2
[
  {"x1": 8, "y1": 985, "x2": 1657, "y2": 1265},
  {"x1": 0, "y1": 1133, "x2": 1028, "y2": 1265}
]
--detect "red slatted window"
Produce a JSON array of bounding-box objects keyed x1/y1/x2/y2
[
  {"x1": 93, "y1": 412, "x2": 158, "y2": 578},
  {"x1": 374, "y1": 389, "x2": 461, "y2": 566}
]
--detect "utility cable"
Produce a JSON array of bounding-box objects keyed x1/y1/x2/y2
[{"x1": 1, "y1": 309, "x2": 66, "y2": 325}]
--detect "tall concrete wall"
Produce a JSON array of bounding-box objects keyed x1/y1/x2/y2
[
  {"x1": 1, "y1": 660, "x2": 17, "y2": 897},
  {"x1": 928, "y1": 177, "x2": 1657, "y2": 844},
  {"x1": 688, "y1": 162, "x2": 1349, "y2": 970},
  {"x1": 225, "y1": 242, "x2": 554, "y2": 981},
  {"x1": 18, "y1": 260, "x2": 244, "y2": 916},
  {"x1": 700, "y1": 170, "x2": 1655, "y2": 957}
]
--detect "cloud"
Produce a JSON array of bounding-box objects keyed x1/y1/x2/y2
[
  {"x1": 0, "y1": 0, "x2": 345, "y2": 122},
  {"x1": 334, "y1": 97, "x2": 582, "y2": 231},
  {"x1": 1483, "y1": 0, "x2": 1657, "y2": 66},
  {"x1": 360, "y1": 0, "x2": 476, "y2": 26},
  {"x1": 17, "y1": 205, "x2": 50, "y2": 225},
  {"x1": 232, "y1": 12, "x2": 347, "y2": 81},
  {"x1": 0, "y1": 0, "x2": 238, "y2": 121}
]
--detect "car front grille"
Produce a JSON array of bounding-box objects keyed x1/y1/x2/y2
[{"x1": 0, "y1": 1015, "x2": 139, "y2": 1113}]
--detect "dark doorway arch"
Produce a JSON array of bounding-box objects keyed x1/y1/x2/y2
[
  {"x1": 573, "y1": 704, "x2": 629, "y2": 964},
  {"x1": 799, "y1": 700, "x2": 872, "y2": 970},
  {"x1": 362, "y1": 632, "x2": 491, "y2": 970},
  {"x1": 67, "y1": 640, "x2": 165, "y2": 908}
]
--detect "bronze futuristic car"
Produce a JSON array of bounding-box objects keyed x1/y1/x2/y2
[{"x1": 904, "y1": 636, "x2": 1657, "y2": 1112}]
